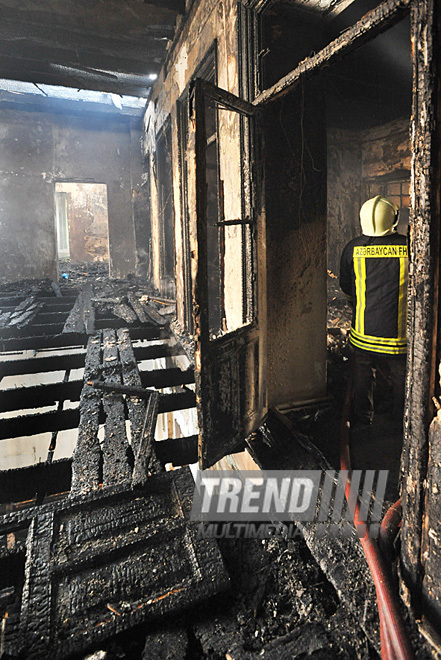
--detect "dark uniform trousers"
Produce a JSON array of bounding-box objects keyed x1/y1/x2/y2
[{"x1": 351, "y1": 346, "x2": 406, "y2": 427}]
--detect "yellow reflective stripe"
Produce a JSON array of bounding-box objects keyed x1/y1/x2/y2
[
  {"x1": 398, "y1": 256, "x2": 407, "y2": 340},
  {"x1": 359, "y1": 257, "x2": 366, "y2": 335},
  {"x1": 351, "y1": 327, "x2": 407, "y2": 345},
  {"x1": 353, "y1": 245, "x2": 408, "y2": 258},
  {"x1": 349, "y1": 334, "x2": 407, "y2": 355},
  {"x1": 354, "y1": 257, "x2": 366, "y2": 334}
]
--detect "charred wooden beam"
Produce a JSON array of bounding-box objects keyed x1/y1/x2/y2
[
  {"x1": 117, "y1": 328, "x2": 147, "y2": 455},
  {"x1": 63, "y1": 284, "x2": 95, "y2": 335},
  {"x1": 254, "y1": 0, "x2": 411, "y2": 105},
  {"x1": 400, "y1": 0, "x2": 441, "y2": 613},
  {"x1": 0, "y1": 327, "x2": 165, "y2": 352},
  {"x1": 1, "y1": 380, "x2": 83, "y2": 413},
  {"x1": 127, "y1": 293, "x2": 149, "y2": 324},
  {"x1": 140, "y1": 367, "x2": 195, "y2": 390},
  {"x1": 0, "y1": 342, "x2": 181, "y2": 379},
  {"x1": 158, "y1": 390, "x2": 196, "y2": 413},
  {"x1": 0, "y1": 459, "x2": 72, "y2": 505},
  {"x1": 0, "y1": 409, "x2": 80, "y2": 441},
  {"x1": 101, "y1": 329, "x2": 132, "y2": 487},
  {"x1": 154, "y1": 435, "x2": 198, "y2": 467},
  {"x1": 50, "y1": 281, "x2": 63, "y2": 298},
  {"x1": 0, "y1": 323, "x2": 65, "y2": 339},
  {"x1": 132, "y1": 391, "x2": 161, "y2": 487},
  {"x1": 70, "y1": 333, "x2": 102, "y2": 498},
  {"x1": 141, "y1": 302, "x2": 167, "y2": 327},
  {"x1": 110, "y1": 302, "x2": 138, "y2": 324},
  {"x1": 34, "y1": 312, "x2": 70, "y2": 325}
]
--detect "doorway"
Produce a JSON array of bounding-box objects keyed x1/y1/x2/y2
[{"x1": 54, "y1": 182, "x2": 110, "y2": 276}]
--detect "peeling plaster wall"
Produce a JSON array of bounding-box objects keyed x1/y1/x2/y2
[{"x1": 0, "y1": 107, "x2": 142, "y2": 284}]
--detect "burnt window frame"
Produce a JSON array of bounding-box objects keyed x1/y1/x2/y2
[
  {"x1": 177, "y1": 43, "x2": 219, "y2": 335},
  {"x1": 155, "y1": 117, "x2": 176, "y2": 290}
]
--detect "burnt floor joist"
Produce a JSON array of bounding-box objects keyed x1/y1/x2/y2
[
  {"x1": 0, "y1": 390, "x2": 195, "y2": 440},
  {"x1": 0, "y1": 326, "x2": 168, "y2": 351},
  {"x1": 0, "y1": 342, "x2": 184, "y2": 379},
  {"x1": 1, "y1": 368, "x2": 194, "y2": 414}
]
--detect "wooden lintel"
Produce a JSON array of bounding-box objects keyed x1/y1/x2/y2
[{"x1": 253, "y1": 0, "x2": 411, "y2": 106}]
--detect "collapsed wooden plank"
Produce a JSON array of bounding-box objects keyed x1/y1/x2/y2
[
  {"x1": 7, "y1": 296, "x2": 44, "y2": 328},
  {"x1": 63, "y1": 283, "x2": 95, "y2": 334},
  {"x1": 111, "y1": 302, "x2": 137, "y2": 324},
  {"x1": 117, "y1": 327, "x2": 146, "y2": 455},
  {"x1": 102, "y1": 328, "x2": 132, "y2": 487},
  {"x1": 70, "y1": 332, "x2": 102, "y2": 498},
  {"x1": 127, "y1": 292, "x2": 149, "y2": 324},
  {"x1": 141, "y1": 301, "x2": 167, "y2": 327},
  {"x1": 132, "y1": 391, "x2": 161, "y2": 487}
]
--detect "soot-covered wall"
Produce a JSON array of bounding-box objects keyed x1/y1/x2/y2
[
  {"x1": 0, "y1": 104, "x2": 143, "y2": 284},
  {"x1": 327, "y1": 118, "x2": 411, "y2": 276}
]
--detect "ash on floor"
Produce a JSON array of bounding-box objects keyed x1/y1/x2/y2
[{"x1": 78, "y1": 533, "x2": 377, "y2": 660}]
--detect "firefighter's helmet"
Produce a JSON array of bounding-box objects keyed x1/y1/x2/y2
[{"x1": 359, "y1": 196, "x2": 399, "y2": 237}]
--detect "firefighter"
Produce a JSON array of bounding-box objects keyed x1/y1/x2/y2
[{"x1": 339, "y1": 195, "x2": 408, "y2": 432}]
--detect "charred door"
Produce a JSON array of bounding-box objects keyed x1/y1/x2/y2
[{"x1": 188, "y1": 78, "x2": 266, "y2": 469}]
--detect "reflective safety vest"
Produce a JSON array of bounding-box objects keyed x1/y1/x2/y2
[{"x1": 339, "y1": 233, "x2": 408, "y2": 355}]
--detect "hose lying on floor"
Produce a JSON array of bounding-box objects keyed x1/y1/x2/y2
[{"x1": 340, "y1": 360, "x2": 414, "y2": 660}]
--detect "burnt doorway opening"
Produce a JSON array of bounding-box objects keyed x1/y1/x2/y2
[
  {"x1": 256, "y1": 2, "x2": 412, "y2": 491},
  {"x1": 54, "y1": 182, "x2": 110, "y2": 277}
]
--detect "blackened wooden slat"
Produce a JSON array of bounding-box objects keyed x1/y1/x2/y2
[
  {"x1": 117, "y1": 328, "x2": 145, "y2": 455},
  {"x1": 63, "y1": 284, "x2": 95, "y2": 335},
  {"x1": 102, "y1": 329, "x2": 131, "y2": 487},
  {"x1": 110, "y1": 302, "x2": 137, "y2": 324},
  {"x1": 154, "y1": 435, "x2": 198, "y2": 467},
  {"x1": 33, "y1": 312, "x2": 70, "y2": 325},
  {"x1": 132, "y1": 391, "x2": 160, "y2": 487},
  {"x1": 70, "y1": 333, "x2": 102, "y2": 498},
  {"x1": 140, "y1": 367, "x2": 194, "y2": 390},
  {"x1": 0, "y1": 342, "x2": 180, "y2": 379},
  {"x1": 0, "y1": 327, "x2": 164, "y2": 352},
  {"x1": 141, "y1": 302, "x2": 167, "y2": 327},
  {"x1": 158, "y1": 390, "x2": 196, "y2": 413},
  {"x1": 1, "y1": 380, "x2": 83, "y2": 413},
  {"x1": 0, "y1": 323, "x2": 65, "y2": 339},
  {"x1": 0, "y1": 409, "x2": 80, "y2": 440},
  {"x1": 127, "y1": 292, "x2": 148, "y2": 324},
  {"x1": 0, "y1": 459, "x2": 72, "y2": 504},
  {"x1": 19, "y1": 513, "x2": 54, "y2": 657}
]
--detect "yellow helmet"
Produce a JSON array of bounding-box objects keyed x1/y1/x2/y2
[{"x1": 359, "y1": 196, "x2": 399, "y2": 237}]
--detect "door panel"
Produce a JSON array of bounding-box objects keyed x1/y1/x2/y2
[{"x1": 188, "y1": 78, "x2": 266, "y2": 468}]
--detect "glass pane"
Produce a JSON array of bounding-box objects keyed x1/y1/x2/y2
[{"x1": 387, "y1": 182, "x2": 401, "y2": 195}]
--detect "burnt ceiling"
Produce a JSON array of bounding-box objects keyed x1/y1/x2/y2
[{"x1": 0, "y1": 0, "x2": 185, "y2": 98}]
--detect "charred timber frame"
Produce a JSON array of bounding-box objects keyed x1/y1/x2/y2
[
  {"x1": 400, "y1": 0, "x2": 441, "y2": 624},
  {"x1": 252, "y1": 0, "x2": 411, "y2": 106}
]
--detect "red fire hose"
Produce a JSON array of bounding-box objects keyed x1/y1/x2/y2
[{"x1": 341, "y1": 359, "x2": 414, "y2": 660}]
